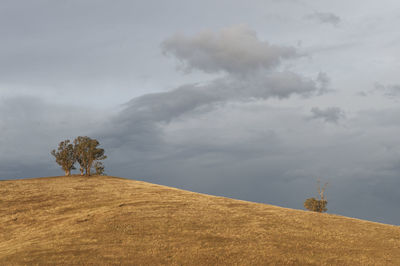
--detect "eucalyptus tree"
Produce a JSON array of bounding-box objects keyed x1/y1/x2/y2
[
  {"x1": 51, "y1": 140, "x2": 76, "y2": 176},
  {"x1": 73, "y1": 136, "x2": 107, "y2": 176}
]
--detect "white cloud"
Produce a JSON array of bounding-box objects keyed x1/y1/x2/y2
[{"x1": 162, "y1": 25, "x2": 299, "y2": 75}]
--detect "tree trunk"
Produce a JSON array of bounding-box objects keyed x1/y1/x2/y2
[
  {"x1": 80, "y1": 167, "x2": 84, "y2": 176},
  {"x1": 86, "y1": 160, "x2": 93, "y2": 176},
  {"x1": 65, "y1": 169, "x2": 70, "y2": 176}
]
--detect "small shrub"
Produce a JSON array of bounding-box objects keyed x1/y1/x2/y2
[{"x1": 304, "y1": 197, "x2": 327, "y2": 213}]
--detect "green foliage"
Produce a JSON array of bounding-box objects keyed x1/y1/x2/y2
[
  {"x1": 304, "y1": 197, "x2": 328, "y2": 213},
  {"x1": 51, "y1": 140, "x2": 76, "y2": 176},
  {"x1": 73, "y1": 136, "x2": 107, "y2": 176}
]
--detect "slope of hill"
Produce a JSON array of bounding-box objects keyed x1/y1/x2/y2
[{"x1": 1, "y1": 176, "x2": 399, "y2": 265}]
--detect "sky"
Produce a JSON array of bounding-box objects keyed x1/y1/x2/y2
[{"x1": 1, "y1": 0, "x2": 400, "y2": 225}]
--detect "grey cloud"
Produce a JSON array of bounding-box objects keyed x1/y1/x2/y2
[
  {"x1": 315, "y1": 72, "x2": 331, "y2": 93},
  {"x1": 310, "y1": 107, "x2": 345, "y2": 123},
  {"x1": 96, "y1": 26, "x2": 334, "y2": 219},
  {"x1": 356, "y1": 83, "x2": 400, "y2": 98},
  {"x1": 356, "y1": 108, "x2": 400, "y2": 127},
  {"x1": 231, "y1": 71, "x2": 326, "y2": 98},
  {"x1": 103, "y1": 102, "x2": 400, "y2": 225},
  {"x1": 0, "y1": 96, "x2": 106, "y2": 179},
  {"x1": 162, "y1": 25, "x2": 299, "y2": 75},
  {"x1": 356, "y1": 91, "x2": 368, "y2": 97},
  {"x1": 3, "y1": 95, "x2": 400, "y2": 225},
  {"x1": 97, "y1": 26, "x2": 332, "y2": 218},
  {"x1": 305, "y1": 12, "x2": 341, "y2": 26},
  {"x1": 100, "y1": 26, "x2": 326, "y2": 149},
  {"x1": 100, "y1": 70, "x2": 324, "y2": 150},
  {"x1": 374, "y1": 82, "x2": 400, "y2": 98}
]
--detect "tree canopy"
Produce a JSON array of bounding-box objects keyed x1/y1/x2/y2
[
  {"x1": 51, "y1": 140, "x2": 76, "y2": 176},
  {"x1": 74, "y1": 136, "x2": 107, "y2": 176},
  {"x1": 51, "y1": 136, "x2": 107, "y2": 176}
]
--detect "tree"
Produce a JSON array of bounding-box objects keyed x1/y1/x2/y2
[
  {"x1": 51, "y1": 140, "x2": 76, "y2": 176},
  {"x1": 94, "y1": 161, "x2": 105, "y2": 175},
  {"x1": 304, "y1": 179, "x2": 328, "y2": 213},
  {"x1": 75, "y1": 152, "x2": 85, "y2": 176},
  {"x1": 73, "y1": 136, "x2": 107, "y2": 176}
]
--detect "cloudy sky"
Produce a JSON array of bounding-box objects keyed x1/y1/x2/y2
[{"x1": 2, "y1": 0, "x2": 400, "y2": 225}]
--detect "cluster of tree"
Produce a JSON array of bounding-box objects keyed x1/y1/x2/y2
[
  {"x1": 51, "y1": 136, "x2": 106, "y2": 176},
  {"x1": 304, "y1": 179, "x2": 328, "y2": 213}
]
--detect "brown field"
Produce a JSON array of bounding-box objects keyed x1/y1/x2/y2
[{"x1": 1, "y1": 175, "x2": 400, "y2": 265}]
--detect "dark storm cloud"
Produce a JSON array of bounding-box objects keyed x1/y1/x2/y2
[
  {"x1": 305, "y1": 12, "x2": 341, "y2": 26},
  {"x1": 103, "y1": 101, "x2": 400, "y2": 224},
  {"x1": 310, "y1": 107, "x2": 345, "y2": 123},
  {"x1": 0, "y1": 96, "x2": 105, "y2": 179},
  {"x1": 101, "y1": 98, "x2": 399, "y2": 225}
]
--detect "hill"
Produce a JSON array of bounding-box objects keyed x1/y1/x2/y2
[{"x1": 1, "y1": 176, "x2": 400, "y2": 265}]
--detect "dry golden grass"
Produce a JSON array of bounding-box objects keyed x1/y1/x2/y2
[{"x1": 1, "y1": 175, "x2": 400, "y2": 265}]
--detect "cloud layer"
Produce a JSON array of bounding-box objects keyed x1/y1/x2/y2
[
  {"x1": 0, "y1": 96, "x2": 107, "y2": 178},
  {"x1": 100, "y1": 26, "x2": 327, "y2": 151},
  {"x1": 2, "y1": 0, "x2": 400, "y2": 227},
  {"x1": 102, "y1": 99, "x2": 400, "y2": 225},
  {"x1": 91, "y1": 26, "x2": 400, "y2": 225}
]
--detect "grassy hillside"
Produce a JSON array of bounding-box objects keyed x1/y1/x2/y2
[{"x1": 1, "y1": 176, "x2": 400, "y2": 265}]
